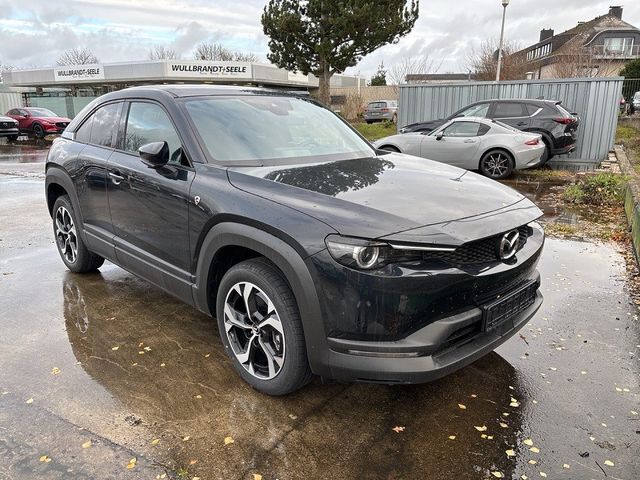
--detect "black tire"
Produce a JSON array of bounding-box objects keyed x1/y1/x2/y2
[
  {"x1": 365, "y1": 120, "x2": 373, "y2": 124},
  {"x1": 216, "y1": 258, "x2": 313, "y2": 395},
  {"x1": 479, "y1": 149, "x2": 514, "y2": 180},
  {"x1": 32, "y1": 123, "x2": 45, "y2": 138},
  {"x1": 52, "y1": 195, "x2": 105, "y2": 273},
  {"x1": 380, "y1": 145, "x2": 400, "y2": 153},
  {"x1": 391, "y1": 113, "x2": 398, "y2": 124}
]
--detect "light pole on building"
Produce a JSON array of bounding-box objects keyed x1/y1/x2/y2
[{"x1": 495, "y1": 0, "x2": 510, "y2": 82}]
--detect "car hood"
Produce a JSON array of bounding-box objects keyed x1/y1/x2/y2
[
  {"x1": 36, "y1": 117, "x2": 71, "y2": 123},
  {"x1": 227, "y1": 152, "x2": 541, "y2": 241},
  {"x1": 0, "y1": 115, "x2": 16, "y2": 122}
]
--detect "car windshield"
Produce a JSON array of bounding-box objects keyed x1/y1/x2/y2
[
  {"x1": 367, "y1": 102, "x2": 386, "y2": 109},
  {"x1": 27, "y1": 108, "x2": 57, "y2": 117},
  {"x1": 184, "y1": 96, "x2": 374, "y2": 165}
]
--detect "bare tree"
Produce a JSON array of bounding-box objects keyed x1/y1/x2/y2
[
  {"x1": 467, "y1": 39, "x2": 526, "y2": 81},
  {"x1": 148, "y1": 45, "x2": 179, "y2": 60},
  {"x1": 551, "y1": 39, "x2": 621, "y2": 78},
  {"x1": 0, "y1": 63, "x2": 14, "y2": 83},
  {"x1": 387, "y1": 55, "x2": 443, "y2": 85},
  {"x1": 193, "y1": 42, "x2": 257, "y2": 62},
  {"x1": 56, "y1": 48, "x2": 99, "y2": 66}
]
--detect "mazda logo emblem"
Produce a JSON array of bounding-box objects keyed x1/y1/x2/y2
[{"x1": 498, "y1": 230, "x2": 520, "y2": 261}]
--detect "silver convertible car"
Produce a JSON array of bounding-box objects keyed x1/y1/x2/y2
[{"x1": 374, "y1": 117, "x2": 545, "y2": 179}]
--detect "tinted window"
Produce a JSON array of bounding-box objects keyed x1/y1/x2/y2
[
  {"x1": 493, "y1": 103, "x2": 525, "y2": 118},
  {"x1": 124, "y1": 102, "x2": 183, "y2": 164},
  {"x1": 368, "y1": 102, "x2": 386, "y2": 109},
  {"x1": 441, "y1": 121, "x2": 481, "y2": 137},
  {"x1": 456, "y1": 103, "x2": 490, "y2": 118},
  {"x1": 75, "y1": 116, "x2": 93, "y2": 144},
  {"x1": 524, "y1": 104, "x2": 540, "y2": 115},
  {"x1": 478, "y1": 124, "x2": 491, "y2": 136},
  {"x1": 90, "y1": 103, "x2": 121, "y2": 147}
]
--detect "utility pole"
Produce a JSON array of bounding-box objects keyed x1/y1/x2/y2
[{"x1": 496, "y1": 0, "x2": 510, "y2": 82}]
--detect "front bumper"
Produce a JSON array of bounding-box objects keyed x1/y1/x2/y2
[
  {"x1": 326, "y1": 281, "x2": 541, "y2": 383},
  {"x1": 0, "y1": 128, "x2": 19, "y2": 137},
  {"x1": 364, "y1": 112, "x2": 394, "y2": 122}
]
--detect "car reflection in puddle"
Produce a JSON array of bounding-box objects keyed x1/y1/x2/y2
[{"x1": 62, "y1": 271, "x2": 527, "y2": 479}]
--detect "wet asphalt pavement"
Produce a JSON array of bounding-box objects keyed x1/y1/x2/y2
[{"x1": 0, "y1": 146, "x2": 639, "y2": 479}]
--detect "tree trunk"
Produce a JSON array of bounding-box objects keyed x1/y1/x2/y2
[{"x1": 318, "y1": 62, "x2": 332, "y2": 106}]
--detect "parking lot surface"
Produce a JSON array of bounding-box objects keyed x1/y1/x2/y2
[{"x1": 1, "y1": 149, "x2": 639, "y2": 479}]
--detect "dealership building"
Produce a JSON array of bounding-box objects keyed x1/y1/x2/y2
[{"x1": 2, "y1": 60, "x2": 365, "y2": 118}]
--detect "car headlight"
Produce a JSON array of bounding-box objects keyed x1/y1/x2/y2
[{"x1": 325, "y1": 235, "x2": 454, "y2": 270}]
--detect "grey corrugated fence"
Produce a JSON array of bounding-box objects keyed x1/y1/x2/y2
[
  {"x1": 398, "y1": 77, "x2": 624, "y2": 162},
  {"x1": 0, "y1": 86, "x2": 24, "y2": 114}
]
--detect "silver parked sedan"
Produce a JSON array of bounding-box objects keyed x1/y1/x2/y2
[
  {"x1": 364, "y1": 100, "x2": 398, "y2": 124},
  {"x1": 373, "y1": 117, "x2": 544, "y2": 179}
]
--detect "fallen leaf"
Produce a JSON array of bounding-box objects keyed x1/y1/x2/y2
[
  {"x1": 601, "y1": 423, "x2": 607, "y2": 427},
  {"x1": 144, "y1": 346, "x2": 151, "y2": 352},
  {"x1": 549, "y1": 367, "x2": 557, "y2": 371},
  {"x1": 448, "y1": 435, "x2": 456, "y2": 440},
  {"x1": 39, "y1": 455, "x2": 51, "y2": 463},
  {"x1": 458, "y1": 404, "x2": 466, "y2": 409},
  {"x1": 510, "y1": 401, "x2": 521, "y2": 407},
  {"x1": 183, "y1": 436, "x2": 191, "y2": 441},
  {"x1": 604, "y1": 460, "x2": 614, "y2": 467},
  {"x1": 521, "y1": 475, "x2": 528, "y2": 480},
  {"x1": 474, "y1": 425, "x2": 487, "y2": 432},
  {"x1": 471, "y1": 394, "x2": 477, "y2": 398},
  {"x1": 151, "y1": 439, "x2": 160, "y2": 445},
  {"x1": 204, "y1": 353, "x2": 210, "y2": 358},
  {"x1": 126, "y1": 457, "x2": 137, "y2": 469},
  {"x1": 195, "y1": 395, "x2": 202, "y2": 399},
  {"x1": 189, "y1": 459, "x2": 197, "y2": 465},
  {"x1": 615, "y1": 387, "x2": 622, "y2": 392},
  {"x1": 82, "y1": 440, "x2": 92, "y2": 449},
  {"x1": 505, "y1": 449, "x2": 516, "y2": 457},
  {"x1": 111, "y1": 346, "x2": 119, "y2": 351},
  {"x1": 392, "y1": 426, "x2": 405, "y2": 433},
  {"x1": 481, "y1": 434, "x2": 487, "y2": 439},
  {"x1": 252, "y1": 475, "x2": 262, "y2": 480},
  {"x1": 523, "y1": 438, "x2": 534, "y2": 446},
  {"x1": 563, "y1": 464, "x2": 570, "y2": 469},
  {"x1": 160, "y1": 363, "x2": 166, "y2": 367},
  {"x1": 193, "y1": 477, "x2": 201, "y2": 480},
  {"x1": 224, "y1": 436, "x2": 234, "y2": 445},
  {"x1": 26, "y1": 398, "x2": 34, "y2": 404},
  {"x1": 540, "y1": 472, "x2": 547, "y2": 478},
  {"x1": 529, "y1": 447, "x2": 540, "y2": 454},
  {"x1": 288, "y1": 414, "x2": 298, "y2": 420},
  {"x1": 528, "y1": 459, "x2": 537, "y2": 465},
  {"x1": 631, "y1": 411, "x2": 638, "y2": 415},
  {"x1": 491, "y1": 472, "x2": 504, "y2": 478},
  {"x1": 487, "y1": 435, "x2": 493, "y2": 440},
  {"x1": 51, "y1": 367, "x2": 61, "y2": 375},
  {"x1": 499, "y1": 422, "x2": 508, "y2": 428}
]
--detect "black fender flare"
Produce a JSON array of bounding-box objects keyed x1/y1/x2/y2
[
  {"x1": 192, "y1": 222, "x2": 330, "y2": 377},
  {"x1": 45, "y1": 166, "x2": 91, "y2": 246}
]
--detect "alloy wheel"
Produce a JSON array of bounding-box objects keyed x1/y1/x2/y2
[
  {"x1": 55, "y1": 206, "x2": 78, "y2": 263},
  {"x1": 483, "y1": 153, "x2": 510, "y2": 178},
  {"x1": 223, "y1": 281, "x2": 285, "y2": 380}
]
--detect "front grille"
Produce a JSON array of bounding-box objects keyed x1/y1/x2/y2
[
  {"x1": 0, "y1": 122, "x2": 15, "y2": 128},
  {"x1": 426, "y1": 225, "x2": 531, "y2": 267}
]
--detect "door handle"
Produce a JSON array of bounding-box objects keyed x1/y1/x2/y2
[
  {"x1": 463, "y1": 139, "x2": 476, "y2": 143},
  {"x1": 109, "y1": 171, "x2": 124, "y2": 185},
  {"x1": 517, "y1": 122, "x2": 527, "y2": 126}
]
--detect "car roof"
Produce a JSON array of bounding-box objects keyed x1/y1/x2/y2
[
  {"x1": 470, "y1": 98, "x2": 560, "y2": 106},
  {"x1": 121, "y1": 84, "x2": 302, "y2": 98}
]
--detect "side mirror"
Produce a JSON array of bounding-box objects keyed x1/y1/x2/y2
[
  {"x1": 435, "y1": 132, "x2": 444, "y2": 141},
  {"x1": 139, "y1": 141, "x2": 169, "y2": 168}
]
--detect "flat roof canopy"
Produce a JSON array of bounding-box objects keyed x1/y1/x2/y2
[{"x1": 3, "y1": 60, "x2": 364, "y2": 90}]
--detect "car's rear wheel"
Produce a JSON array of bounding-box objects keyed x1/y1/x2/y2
[
  {"x1": 52, "y1": 195, "x2": 105, "y2": 273},
  {"x1": 216, "y1": 258, "x2": 313, "y2": 395},
  {"x1": 539, "y1": 141, "x2": 551, "y2": 166},
  {"x1": 479, "y1": 150, "x2": 514, "y2": 180},
  {"x1": 32, "y1": 123, "x2": 45, "y2": 138}
]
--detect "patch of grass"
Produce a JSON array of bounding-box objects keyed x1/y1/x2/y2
[
  {"x1": 616, "y1": 124, "x2": 637, "y2": 143},
  {"x1": 543, "y1": 222, "x2": 579, "y2": 237},
  {"x1": 511, "y1": 168, "x2": 575, "y2": 182},
  {"x1": 352, "y1": 121, "x2": 397, "y2": 142},
  {"x1": 563, "y1": 173, "x2": 628, "y2": 206}
]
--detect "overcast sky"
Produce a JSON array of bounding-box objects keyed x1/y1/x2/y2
[{"x1": 1, "y1": 0, "x2": 639, "y2": 78}]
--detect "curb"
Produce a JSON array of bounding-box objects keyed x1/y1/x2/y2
[{"x1": 616, "y1": 145, "x2": 640, "y2": 261}]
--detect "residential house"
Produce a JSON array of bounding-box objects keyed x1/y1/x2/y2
[{"x1": 512, "y1": 6, "x2": 640, "y2": 79}]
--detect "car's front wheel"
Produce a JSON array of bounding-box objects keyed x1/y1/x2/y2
[
  {"x1": 52, "y1": 195, "x2": 105, "y2": 273},
  {"x1": 32, "y1": 123, "x2": 45, "y2": 138},
  {"x1": 479, "y1": 150, "x2": 514, "y2": 180},
  {"x1": 216, "y1": 258, "x2": 313, "y2": 395}
]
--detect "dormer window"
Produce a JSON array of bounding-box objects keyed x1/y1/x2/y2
[{"x1": 604, "y1": 37, "x2": 634, "y2": 55}]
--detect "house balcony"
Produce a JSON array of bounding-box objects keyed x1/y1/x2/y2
[{"x1": 590, "y1": 44, "x2": 640, "y2": 59}]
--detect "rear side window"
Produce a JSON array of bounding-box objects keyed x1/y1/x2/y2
[
  {"x1": 492, "y1": 103, "x2": 526, "y2": 118},
  {"x1": 90, "y1": 103, "x2": 121, "y2": 147},
  {"x1": 524, "y1": 104, "x2": 541, "y2": 115},
  {"x1": 368, "y1": 102, "x2": 386, "y2": 109},
  {"x1": 478, "y1": 124, "x2": 491, "y2": 136},
  {"x1": 74, "y1": 102, "x2": 121, "y2": 147}
]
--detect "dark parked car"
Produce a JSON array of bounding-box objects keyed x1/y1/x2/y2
[
  {"x1": 6, "y1": 107, "x2": 71, "y2": 138},
  {"x1": 45, "y1": 85, "x2": 544, "y2": 395},
  {"x1": 399, "y1": 99, "x2": 580, "y2": 164},
  {"x1": 0, "y1": 115, "x2": 19, "y2": 141}
]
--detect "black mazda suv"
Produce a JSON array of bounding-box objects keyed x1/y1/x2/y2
[
  {"x1": 45, "y1": 85, "x2": 544, "y2": 395},
  {"x1": 399, "y1": 99, "x2": 580, "y2": 165}
]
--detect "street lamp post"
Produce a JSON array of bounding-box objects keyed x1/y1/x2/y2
[{"x1": 495, "y1": 0, "x2": 510, "y2": 82}]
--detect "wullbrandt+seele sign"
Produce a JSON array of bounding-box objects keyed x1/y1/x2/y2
[{"x1": 166, "y1": 61, "x2": 253, "y2": 79}]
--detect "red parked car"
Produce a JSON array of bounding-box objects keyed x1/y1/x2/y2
[{"x1": 6, "y1": 107, "x2": 71, "y2": 138}]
